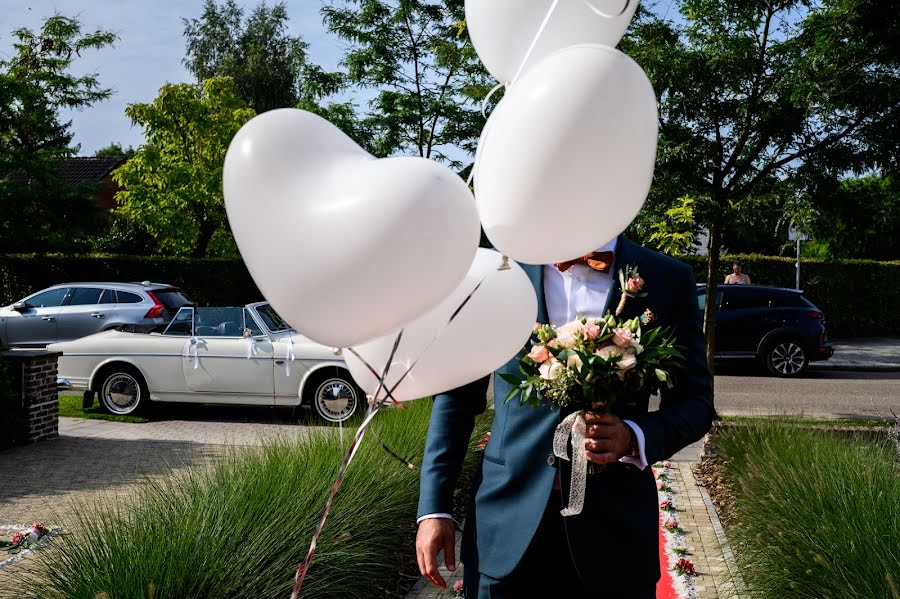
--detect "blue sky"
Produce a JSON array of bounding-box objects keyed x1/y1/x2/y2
[
  {"x1": 0, "y1": 0, "x2": 684, "y2": 156},
  {"x1": 0, "y1": 0, "x2": 347, "y2": 155}
]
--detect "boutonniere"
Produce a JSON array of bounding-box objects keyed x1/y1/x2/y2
[{"x1": 615, "y1": 264, "x2": 648, "y2": 316}]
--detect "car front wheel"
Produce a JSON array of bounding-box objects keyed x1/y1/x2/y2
[
  {"x1": 765, "y1": 340, "x2": 809, "y2": 377},
  {"x1": 98, "y1": 366, "x2": 149, "y2": 415},
  {"x1": 309, "y1": 374, "x2": 361, "y2": 423}
]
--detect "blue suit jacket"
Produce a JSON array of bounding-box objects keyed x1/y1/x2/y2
[{"x1": 417, "y1": 236, "x2": 714, "y2": 589}]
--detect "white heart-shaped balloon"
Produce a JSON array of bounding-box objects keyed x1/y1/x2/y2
[
  {"x1": 465, "y1": 0, "x2": 639, "y2": 83},
  {"x1": 224, "y1": 109, "x2": 481, "y2": 348},
  {"x1": 345, "y1": 248, "x2": 537, "y2": 402},
  {"x1": 476, "y1": 44, "x2": 658, "y2": 264}
]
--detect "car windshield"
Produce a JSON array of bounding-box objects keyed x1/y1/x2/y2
[{"x1": 255, "y1": 304, "x2": 292, "y2": 333}]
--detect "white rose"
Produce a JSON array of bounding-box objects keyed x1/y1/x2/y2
[
  {"x1": 556, "y1": 331, "x2": 577, "y2": 349},
  {"x1": 594, "y1": 344, "x2": 622, "y2": 361},
  {"x1": 540, "y1": 359, "x2": 565, "y2": 380},
  {"x1": 617, "y1": 348, "x2": 637, "y2": 372},
  {"x1": 567, "y1": 354, "x2": 584, "y2": 371}
]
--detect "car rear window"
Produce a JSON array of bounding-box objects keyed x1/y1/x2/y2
[
  {"x1": 99, "y1": 289, "x2": 117, "y2": 304},
  {"x1": 117, "y1": 291, "x2": 143, "y2": 303},
  {"x1": 768, "y1": 293, "x2": 808, "y2": 308},
  {"x1": 721, "y1": 288, "x2": 770, "y2": 310},
  {"x1": 68, "y1": 287, "x2": 104, "y2": 305},
  {"x1": 153, "y1": 289, "x2": 193, "y2": 312}
]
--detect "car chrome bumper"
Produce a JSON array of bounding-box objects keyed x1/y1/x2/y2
[{"x1": 57, "y1": 378, "x2": 72, "y2": 390}]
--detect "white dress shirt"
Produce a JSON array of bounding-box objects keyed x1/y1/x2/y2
[{"x1": 418, "y1": 239, "x2": 648, "y2": 524}]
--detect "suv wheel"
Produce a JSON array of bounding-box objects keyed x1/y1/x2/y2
[{"x1": 765, "y1": 340, "x2": 808, "y2": 377}]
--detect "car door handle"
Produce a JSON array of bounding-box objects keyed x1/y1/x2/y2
[
  {"x1": 275, "y1": 360, "x2": 285, "y2": 365},
  {"x1": 41, "y1": 316, "x2": 55, "y2": 322},
  {"x1": 90, "y1": 313, "x2": 104, "y2": 318}
]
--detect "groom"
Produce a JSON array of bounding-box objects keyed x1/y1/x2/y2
[{"x1": 415, "y1": 234, "x2": 714, "y2": 598}]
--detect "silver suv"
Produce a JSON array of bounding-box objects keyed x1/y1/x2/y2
[{"x1": 0, "y1": 282, "x2": 193, "y2": 348}]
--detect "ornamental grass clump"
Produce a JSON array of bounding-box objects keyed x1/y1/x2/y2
[
  {"x1": 717, "y1": 422, "x2": 900, "y2": 599},
  {"x1": 27, "y1": 400, "x2": 487, "y2": 598}
]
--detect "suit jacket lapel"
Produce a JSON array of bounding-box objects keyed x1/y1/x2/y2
[
  {"x1": 521, "y1": 263, "x2": 548, "y2": 324},
  {"x1": 603, "y1": 234, "x2": 634, "y2": 316}
]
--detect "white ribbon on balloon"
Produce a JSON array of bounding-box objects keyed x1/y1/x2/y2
[
  {"x1": 182, "y1": 336, "x2": 204, "y2": 370},
  {"x1": 285, "y1": 333, "x2": 296, "y2": 377},
  {"x1": 553, "y1": 410, "x2": 588, "y2": 517}
]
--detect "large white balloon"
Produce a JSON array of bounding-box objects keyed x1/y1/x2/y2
[
  {"x1": 224, "y1": 109, "x2": 481, "y2": 348},
  {"x1": 475, "y1": 44, "x2": 658, "y2": 265},
  {"x1": 345, "y1": 249, "x2": 537, "y2": 403},
  {"x1": 465, "y1": 0, "x2": 638, "y2": 84}
]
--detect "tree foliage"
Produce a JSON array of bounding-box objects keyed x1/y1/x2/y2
[
  {"x1": 183, "y1": 0, "x2": 339, "y2": 113},
  {"x1": 315, "y1": 0, "x2": 494, "y2": 169},
  {"x1": 0, "y1": 15, "x2": 115, "y2": 253},
  {"x1": 95, "y1": 143, "x2": 136, "y2": 159},
  {"x1": 623, "y1": 0, "x2": 900, "y2": 369},
  {"x1": 112, "y1": 77, "x2": 255, "y2": 258}
]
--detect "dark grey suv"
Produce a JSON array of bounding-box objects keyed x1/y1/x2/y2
[
  {"x1": 0, "y1": 282, "x2": 193, "y2": 348},
  {"x1": 699, "y1": 284, "x2": 833, "y2": 377}
]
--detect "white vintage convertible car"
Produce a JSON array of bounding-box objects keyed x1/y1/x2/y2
[{"x1": 50, "y1": 302, "x2": 361, "y2": 422}]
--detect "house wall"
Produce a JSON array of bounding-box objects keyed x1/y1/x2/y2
[{"x1": 94, "y1": 174, "x2": 121, "y2": 211}]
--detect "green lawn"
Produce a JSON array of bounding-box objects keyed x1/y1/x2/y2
[
  {"x1": 716, "y1": 421, "x2": 899, "y2": 598},
  {"x1": 58, "y1": 392, "x2": 149, "y2": 423}
]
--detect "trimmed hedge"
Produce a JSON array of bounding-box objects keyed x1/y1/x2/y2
[
  {"x1": 2, "y1": 253, "x2": 898, "y2": 338},
  {"x1": 681, "y1": 253, "x2": 900, "y2": 338},
  {"x1": 0, "y1": 253, "x2": 263, "y2": 308}
]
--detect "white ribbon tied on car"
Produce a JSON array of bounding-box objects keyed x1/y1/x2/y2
[
  {"x1": 553, "y1": 410, "x2": 588, "y2": 517},
  {"x1": 245, "y1": 336, "x2": 258, "y2": 359},
  {"x1": 285, "y1": 333, "x2": 296, "y2": 377},
  {"x1": 182, "y1": 336, "x2": 203, "y2": 370}
]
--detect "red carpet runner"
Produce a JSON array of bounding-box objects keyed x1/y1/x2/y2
[{"x1": 655, "y1": 511, "x2": 678, "y2": 599}]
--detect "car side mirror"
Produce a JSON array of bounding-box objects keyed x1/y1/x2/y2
[{"x1": 13, "y1": 301, "x2": 30, "y2": 312}]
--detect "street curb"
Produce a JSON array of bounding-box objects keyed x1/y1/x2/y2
[
  {"x1": 808, "y1": 363, "x2": 900, "y2": 373},
  {"x1": 698, "y1": 482, "x2": 747, "y2": 598}
]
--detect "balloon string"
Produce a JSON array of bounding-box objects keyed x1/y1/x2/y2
[
  {"x1": 510, "y1": 0, "x2": 560, "y2": 84},
  {"x1": 291, "y1": 329, "x2": 405, "y2": 599},
  {"x1": 481, "y1": 82, "x2": 506, "y2": 119},
  {"x1": 291, "y1": 261, "x2": 501, "y2": 597},
  {"x1": 584, "y1": 0, "x2": 631, "y2": 19}
]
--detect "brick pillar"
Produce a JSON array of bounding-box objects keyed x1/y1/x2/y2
[{"x1": 2, "y1": 350, "x2": 61, "y2": 445}]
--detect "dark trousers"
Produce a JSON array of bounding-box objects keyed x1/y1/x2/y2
[{"x1": 464, "y1": 491, "x2": 657, "y2": 599}]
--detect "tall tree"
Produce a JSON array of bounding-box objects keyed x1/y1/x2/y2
[
  {"x1": 0, "y1": 15, "x2": 115, "y2": 252},
  {"x1": 112, "y1": 77, "x2": 255, "y2": 257},
  {"x1": 182, "y1": 1, "x2": 337, "y2": 113},
  {"x1": 317, "y1": 0, "x2": 493, "y2": 169},
  {"x1": 623, "y1": 0, "x2": 900, "y2": 371},
  {"x1": 95, "y1": 143, "x2": 136, "y2": 159}
]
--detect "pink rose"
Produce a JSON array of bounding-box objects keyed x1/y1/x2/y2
[
  {"x1": 532, "y1": 322, "x2": 541, "y2": 332},
  {"x1": 527, "y1": 344, "x2": 550, "y2": 364},
  {"x1": 656, "y1": 481, "x2": 665, "y2": 491},
  {"x1": 453, "y1": 580, "x2": 464, "y2": 592},
  {"x1": 663, "y1": 460, "x2": 672, "y2": 468},
  {"x1": 626, "y1": 276, "x2": 645, "y2": 294},
  {"x1": 583, "y1": 323, "x2": 601, "y2": 340},
  {"x1": 612, "y1": 327, "x2": 634, "y2": 348}
]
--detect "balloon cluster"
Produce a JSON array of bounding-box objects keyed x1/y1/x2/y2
[{"x1": 222, "y1": 0, "x2": 656, "y2": 405}]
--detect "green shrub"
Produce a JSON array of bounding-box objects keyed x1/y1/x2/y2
[
  {"x1": 28, "y1": 400, "x2": 490, "y2": 598},
  {"x1": 681, "y1": 254, "x2": 900, "y2": 338},
  {"x1": 716, "y1": 423, "x2": 900, "y2": 599},
  {"x1": 0, "y1": 253, "x2": 262, "y2": 307},
  {"x1": 3, "y1": 252, "x2": 897, "y2": 336}
]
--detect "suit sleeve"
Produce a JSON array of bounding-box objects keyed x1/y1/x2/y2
[
  {"x1": 417, "y1": 376, "x2": 489, "y2": 519},
  {"x1": 632, "y1": 264, "x2": 715, "y2": 464}
]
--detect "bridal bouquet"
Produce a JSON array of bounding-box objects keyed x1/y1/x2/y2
[{"x1": 501, "y1": 310, "x2": 682, "y2": 413}]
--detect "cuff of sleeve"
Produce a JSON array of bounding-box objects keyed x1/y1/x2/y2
[
  {"x1": 619, "y1": 419, "x2": 649, "y2": 470},
  {"x1": 416, "y1": 513, "x2": 454, "y2": 525}
]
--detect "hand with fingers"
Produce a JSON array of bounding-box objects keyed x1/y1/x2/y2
[
  {"x1": 583, "y1": 411, "x2": 636, "y2": 465},
  {"x1": 415, "y1": 517, "x2": 457, "y2": 589}
]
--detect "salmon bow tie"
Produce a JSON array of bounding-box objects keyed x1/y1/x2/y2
[{"x1": 555, "y1": 251, "x2": 614, "y2": 274}]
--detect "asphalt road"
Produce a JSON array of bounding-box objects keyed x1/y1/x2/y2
[{"x1": 695, "y1": 367, "x2": 899, "y2": 420}]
